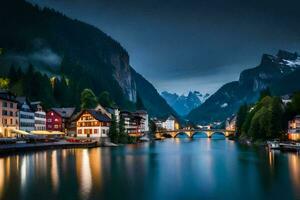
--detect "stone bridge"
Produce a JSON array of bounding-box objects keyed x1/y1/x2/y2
[{"x1": 155, "y1": 129, "x2": 235, "y2": 139}]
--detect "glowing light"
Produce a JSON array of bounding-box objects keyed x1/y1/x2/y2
[{"x1": 51, "y1": 151, "x2": 59, "y2": 192}]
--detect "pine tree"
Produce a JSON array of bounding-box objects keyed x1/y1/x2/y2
[
  {"x1": 236, "y1": 103, "x2": 248, "y2": 137},
  {"x1": 118, "y1": 117, "x2": 127, "y2": 143},
  {"x1": 109, "y1": 115, "x2": 118, "y2": 143},
  {"x1": 80, "y1": 88, "x2": 98, "y2": 109}
]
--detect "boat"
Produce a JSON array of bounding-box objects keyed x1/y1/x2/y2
[{"x1": 267, "y1": 140, "x2": 280, "y2": 149}]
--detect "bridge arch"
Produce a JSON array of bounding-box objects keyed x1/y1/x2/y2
[
  {"x1": 210, "y1": 132, "x2": 226, "y2": 138},
  {"x1": 174, "y1": 132, "x2": 190, "y2": 138},
  {"x1": 191, "y1": 131, "x2": 209, "y2": 138}
]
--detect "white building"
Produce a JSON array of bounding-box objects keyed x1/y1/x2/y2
[
  {"x1": 226, "y1": 115, "x2": 236, "y2": 131},
  {"x1": 105, "y1": 106, "x2": 120, "y2": 123},
  {"x1": 162, "y1": 115, "x2": 179, "y2": 131},
  {"x1": 281, "y1": 94, "x2": 292, "y2": 105},
  {"x1": 135, "y1": 110, "x2": 149, "y2": 132},
  {"x1": 17, "y1": 97, "x2": 35, "y2": 132},
  {"x1": 76, "y1": 109, "x2": 111, "y2": 138},
  {"x1": 31, "y1": 101, "x2": 46, "y2": 130},
  {"x1": 120, "y1": 111, "x2": 147, "y2": 135}
]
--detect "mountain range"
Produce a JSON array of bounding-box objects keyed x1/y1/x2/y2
[
  {"x1": 161, "y1": 91, "x2": 209, "y2": 116},
  {"x1": 0, "y1": 0, "x2": 177, "y2": 118},
  {"x1": 188, "y1": 50, "x2": 300, "y2": 124}
]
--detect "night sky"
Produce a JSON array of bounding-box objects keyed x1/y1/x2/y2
[{"x1": 28, "y1": 0, "x2": 300, "y2": 94}]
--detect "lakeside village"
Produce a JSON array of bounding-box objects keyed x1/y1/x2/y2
[
  {"x1": 0, "y1": 87, "x2": 300, "y2": 152},
  {"x1": 0, "y1": 89, "x2": 183, "y2": 152}
]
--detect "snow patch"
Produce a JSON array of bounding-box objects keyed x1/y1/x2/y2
[{"x1": 221, "y1": 103, "x2": 228, "y2": 108}]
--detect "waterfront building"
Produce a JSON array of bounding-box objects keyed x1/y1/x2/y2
[
  {"x1": 31, "y1": 101, "x2": 46, "y2": 130},
  {"x1": 105, "y1": 106, "x2": 120, "y2": 123},
  {"x1": 76, "y1": 109, "x2": 111, "y2": 138},
  {"x1": 162, "y1": 115, "x2": 179, "y2": 131},
  {"x1": 152, "y1": 118, "x2": 163, "y2": 130},
  {"x1": 226, "y1": 115, "x2": 236, "y2": 131},
  {"x1": 0, "y1": 91, "x2": 19, "y2": 137},
  {"x1": 288, "y1": 115, "x2": 300, "y2": 141},
  {"x1": 135, "y1": 110, "x2": 149, "y2": 132},
  {"x1": 17, "y1": 97, "x2": 35, "y2": 132},
  {"x1": 281, "y1": 94, "x2": 292, "y2": 105},
  {"x1": 120, "y1": 111, "x2": 146, "y2": 135},
  {"x1": 46, "y1": 107, "x2": 76, "y2": 132}
]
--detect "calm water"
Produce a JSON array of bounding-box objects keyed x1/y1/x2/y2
[{"x1": 0, "y1": 137, "x2": 300, "y2": 200}]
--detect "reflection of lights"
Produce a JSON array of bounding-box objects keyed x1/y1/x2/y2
[
  {"x1": 268, "y1": 150, "x2": 275, "y2": 169},
  {"x1": 80, "y1": 149, "x2": 92, "y2": 200},
  {"x1": 51, "y1": 151, "x2": 59, "y2": 192},
  {"x1": 0, "y1": 159, "x2": 4, "y2": 199},
  {"x1": 89, "y1": 149, "x2": 102, "y2": 188},
  {"x1": 20, "y1": 156, "x2": 28, "y2": 192},
  {"x1": 288, "y1": 154, "x2": 300, "y2": 189}
]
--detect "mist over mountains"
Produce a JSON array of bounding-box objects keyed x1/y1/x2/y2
[{"x1": 0, "y1": 0, "x2": 177, "y2": 117}]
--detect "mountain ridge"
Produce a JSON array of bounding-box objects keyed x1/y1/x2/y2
[
  {"x1": 161, "y1": 91, "x2": 209, "y2": 116},
  {"x1": 0, "y1": 0, "x2": 176, "y2": 117},
  {"x1": 187, "y1": 49, "x2": 300, "y2": 124}
]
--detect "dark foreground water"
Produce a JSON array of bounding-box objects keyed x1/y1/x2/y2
[{"x1": 0, "y1": 138, "x2": 300, "y2": 200}]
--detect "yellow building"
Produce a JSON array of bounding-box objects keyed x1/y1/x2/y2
[
  {"x1": 75, "y1": 109, "x2": 111, "y2": 138},
  {"x1": 0, "y1": 91, "x2": 19, "y2": 138},
  {"x1": 288, "y1": 115, "x2": 300, "y2": 141}
]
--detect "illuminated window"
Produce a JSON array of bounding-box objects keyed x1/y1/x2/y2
[{"x1": 94, "y1": 129, "x2": 98, "y2": 134}]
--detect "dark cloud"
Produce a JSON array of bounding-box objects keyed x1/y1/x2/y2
[{"x1": 28, "y1": 0, "x2": 300, "y2": 94}]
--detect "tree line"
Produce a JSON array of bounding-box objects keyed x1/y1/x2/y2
[{"x1": 236, "y1": 89, "x2": 300, "y2": 141}]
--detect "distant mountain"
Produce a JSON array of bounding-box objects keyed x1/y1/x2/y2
[
  {"x1": 187, "y1": 50, "x2": 300, "y2": 124},
  {"x1": 0, "y1": 0, "x2": 176, "y2": 117},
  {"x1": 161, "y1": 91, "x2": 209, "y2": 116}
]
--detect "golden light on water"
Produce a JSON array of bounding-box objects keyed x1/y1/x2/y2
[
  {"x1": 51, "y1": 151, "x2": 59, "y2": 192},
  {"x1": 77, "y1": 149, "x2": 92, "y2": 200},
  {"x1": 89, "y1": 149, "x2": 102, "y2": 188},
  {"x1": 0, "y1": 159, "x2": 4, "y2": 200},
  {"x1": 288, "y1": 153, "x2": 300, "y2": 190}
]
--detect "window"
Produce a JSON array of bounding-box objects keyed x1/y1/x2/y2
[
  {"x1": 54, "y1": 125, "x2": 59, "y2": 129},
  {"x1": 2, "y1": 110, "x2": 7, "y2": 116},
  {"x1": 10, "y1": 119, "x2": 12, "y2": 125},
  {"x1": 78, "y1": 129, "x2": 82, "y2": 134},
  {"x1": 47, "y1": 119, "x2": 52, "y2": 122},
  {"x1": 2, "y1": 101, "x2": 7, "y2": 108},
  {"x1": 54, "y1": 118, "x2": 58, "y2": 122},
  {"x1": 10, "y1": 111, "x2": 13, "y2": 116},
  {"x1": 94, "y1": 129, "x2": 98, "y2": 134},
  {"x1": 102, "y1": 130, "x2": 105, "y2": 134},
  {"x1": 10, "y1": 102, "x2": 13, "y2": 108}
]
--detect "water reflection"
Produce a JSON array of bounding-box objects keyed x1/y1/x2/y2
[
  {"x1": 0, "y1": 140, "x2": 299, "y2": 200},
  {"x1": 0, "y1": 159, "x2": 4, "y2": 200},
  {"x1": 78, "y1": 149, "x2": 92, "y2": 200},
  {"x1": 288, "y1": 153, "x2": 300, "y2": 195},
  {"x1": 51, "y1": 151, "x2": 59, "y2": 192}
]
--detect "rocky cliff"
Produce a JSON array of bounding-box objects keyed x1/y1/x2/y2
[{"x1": 187, "y1": 50, "x2": 300, "y2": 124}]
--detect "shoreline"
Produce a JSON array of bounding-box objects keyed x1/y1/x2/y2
[{"x1": 0, "y1": 140, "x2": 117, "y2": 155}]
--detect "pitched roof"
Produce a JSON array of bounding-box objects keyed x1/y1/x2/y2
[
  {"x1": 16, "y1": 96, "x2": 33, "y2": 110},
  {"x1": 87, "y1": 109, "x2": 111, "y2": 122},
  {"x1": 167, "y1": 115, "x2": 176, "y2": 120},
  {"x1": 51, "y1": 107, "x2": 76, "y2": 118}
]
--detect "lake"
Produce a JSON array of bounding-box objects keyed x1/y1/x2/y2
[{"x1": 0, "y1": 138, "x2": 299, "y2": 200}]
